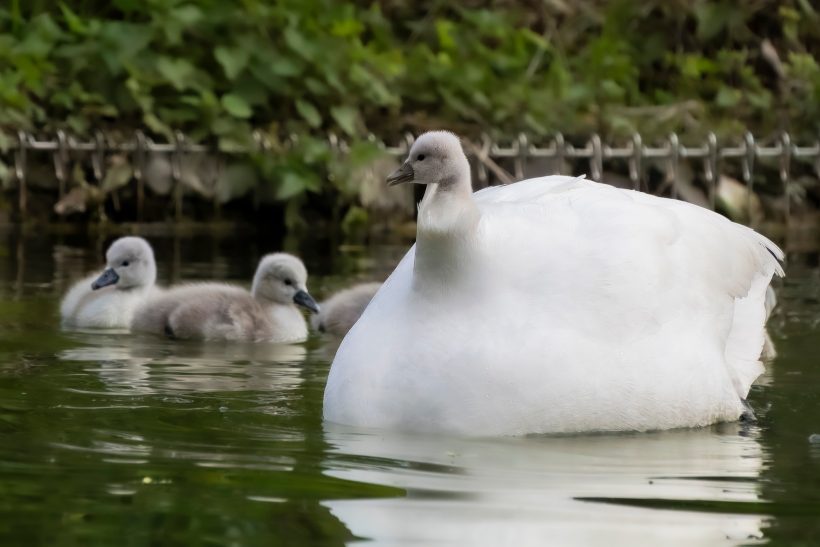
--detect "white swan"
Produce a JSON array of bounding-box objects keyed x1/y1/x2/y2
[
  {"x1": 312, "y1": 282, "x2": 381, "y2": 336},
  {"x1": 131, "y1": 253, "x2": 318, "y2": 342},
  {"x1": 60, "y1": 236, "x2": 158, "y2": 329},
  {"x1": 323, "y1": 131, "x2": 785, "y2": 436}
]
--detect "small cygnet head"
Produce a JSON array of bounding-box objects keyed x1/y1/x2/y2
[
  {"x1": 91, "y1": 236, "x2": 157, "y2": 291},
  {"x1": 386, "y1": 131, "x2": 470, "y2": 188},
  {"x1": 251, "y1": 253, "x2": 319, "y2": 313}
]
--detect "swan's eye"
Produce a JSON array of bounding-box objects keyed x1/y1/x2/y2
[
  {"x1": 416, "y1": 154, "x2": 425, "y2": 161},
  {"x1": 284, "y1": 279, "x2": 293, "y2": 286},
  {"x1": 121, "y1": 261, "x2": 130, "y2": 267}
]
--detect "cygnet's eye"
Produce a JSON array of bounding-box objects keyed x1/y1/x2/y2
[
  {"x1": 121, "y1": 260, "x2": 130, "y2": 267},
  {"x1": 416, "y1": 154, "x2": 425, "y2": 161},
  {"x1": 284, "y1": 278, "x2": 293, "y2": 286}
]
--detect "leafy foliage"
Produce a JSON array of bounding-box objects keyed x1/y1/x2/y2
[{"x1": 0, "y1": 0, "x2": 819, "y2": 219}]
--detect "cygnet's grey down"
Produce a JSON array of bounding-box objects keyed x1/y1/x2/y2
[
  {"x1": 131, "y1": 253, "x2": 319, "y2": 343},
  {"x1": 60, "y1": 236, "x2": 159, "y2": 328},
  {"x1": 312, "y1": 282, "x2": 381, "y2": 336}
]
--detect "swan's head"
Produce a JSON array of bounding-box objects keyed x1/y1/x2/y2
[
  {"x1": 251, "y1": 253, "x2": 319, "y2": 313},
  {"x1": 387, "y1": 131, "x2": 470, "y2": 188},
  {"x1": 91, "y1": 236, "x2": 156, "y2": 291}
]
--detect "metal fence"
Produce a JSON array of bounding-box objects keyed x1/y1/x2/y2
[{"x1": 7, "y1": 129, "x2": 820, "y2": 220}]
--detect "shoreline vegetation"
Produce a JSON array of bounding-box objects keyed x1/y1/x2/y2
[{"x1": 1, "y1": 1, "x2": 818, "y2": 231}]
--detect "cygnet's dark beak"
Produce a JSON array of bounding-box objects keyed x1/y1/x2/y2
[
  {"x1": 386, "y1": 162, "x2": 414, "y2": 186},
  {"x1": 293, "y1": 290, "x2": 320, "y2": 313},
  {"x1": 91, "y1": 268, "x2": 119, "y2": 290}
]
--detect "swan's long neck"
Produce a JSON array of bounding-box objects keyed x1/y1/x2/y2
[{"x1": 413, "y1": 173, "x2": 480, "y2": 292}]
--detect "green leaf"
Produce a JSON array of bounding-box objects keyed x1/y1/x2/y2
[
  {"x1": 298, "y1": 136, "x2": 330, "y2": 163},
  {"x1": 0, "y1": 131, "x2": 12, "y2": 153},
  {"x1": 341, "y1": 205, "x2": 369, "y2": 237},
  {"x1": 0, "y1": 159, "x2": 11, "y2": 190},
  {"x1": 435, "y1": 20, "x2": 456, "y2": 50},
  {"x1": 217, "y1": 162, "x2": 258, "y2": 203},
  {"x1": 101, "y1": 159, "x2": 133, "y2": 192},
  {"x1": 330, "y1": 106, "x2": 359, "y2": 136},
  {"x1": 215, "y1": 46, "x2": 250, "y2": 80},
  {"x1": 171, "y1": 5, "x2": 203, "y2": 25},
  {"x1": 295, "y1": 100, "x2": 321, "y2": 127},
  {"x1": 221, "y1": 93, "x2": 252, "y2": 118},
  {"x1": 283, "y1": 26, "x2": 318, "y2": 61},
  {"x1": 156, "y1": 57, "x2": 196, "y2": 90},
  {"x1": 276, "y1": 171, "x2": 309, "y2": 200},
  {"x1": 268, "y1": 56, "x2": 303, "y2": 78},
  {"x1": 97, "y1": 22, "x2": 153, "y2": 72},
  {"x1": 59, "y1": 3, "x2": 86, "y2": 34},
  {"x1": 748, "y1": 91, "x2": 772, "y2": 109},
  {"x1": 305, "y1": 77, "x2": 328, "y2": 96},
  {"x1": 715, "y1": 86, "x2": 742, "y2": 108},
  {"x1": 143, "y1": 113, "x2": 173, "y2": 140},
  {"x1": 694, "y1": 3, "x2": 742, "y2": 41}
]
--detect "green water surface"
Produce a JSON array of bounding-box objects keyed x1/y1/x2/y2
[{"x1": 0, "y1": 230, "x2": 818, "y2": 546}]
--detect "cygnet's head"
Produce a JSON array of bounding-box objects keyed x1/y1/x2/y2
[
  {"x1": 387, "y1": 131, "x2": 470, "y2": 188},
  {"x1": 91, "y1": 236, "x2": 157, "y2": 291},
  {"x1": 251, "y1": 253, "x2": 319, "y2": 313}
]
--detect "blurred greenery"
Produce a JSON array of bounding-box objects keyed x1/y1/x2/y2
[{"x1": 0, "y1": 0, "x2": 819, "y2": 222}]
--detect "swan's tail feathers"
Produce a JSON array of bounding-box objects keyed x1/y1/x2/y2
[
  {"x1": 725, "y1": 230, "x2": 784, "y2": 399},
  {"x1": 764, "y1": 286, "x2": 778, "y2": 319},
  {"x1": 725, "y1": 273, "x2": 770, "y2": 399},
  {"x1": 755, "y1": 231, "x2": 785, "y2": 277}
]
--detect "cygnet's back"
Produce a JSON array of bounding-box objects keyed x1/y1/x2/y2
[
  {"x1": 131, "y1": 253, "x2": 318, "y2": 343},
  {"x1": 61, "y1": 236, "x2": 158, "y2": 329},
  {"x1": 312, "y1": 282, "x2": 381, "y2": 336},
  {"x1": 130, "y1": 283, "x2": 250, "y2": 338}
]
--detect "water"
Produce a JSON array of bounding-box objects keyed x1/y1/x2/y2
[{"x1": 1, "y1": 228, "x2": 819, "y2": 546}]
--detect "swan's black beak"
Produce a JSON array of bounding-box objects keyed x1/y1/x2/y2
[
  {"x1": 293, "y1": 290, "x2": 320, "y2": 313},
  {"x1": 387, "y1": 162, "x2": 414, "y2": 186},
  {"x1": 91, "y1": 268, "x2": 119, "y2": 290}
]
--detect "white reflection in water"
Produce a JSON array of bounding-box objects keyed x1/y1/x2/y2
[
  {"x1": 58, "y1": 332, "x2": 306, "y2": 395},
  {"x1": 323, "y1": 424, "x2": 764, "y2": 546}
]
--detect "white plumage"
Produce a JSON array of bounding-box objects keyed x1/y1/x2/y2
[
  {"x1": 60, "y1": 236, "x2": 159, "y2": 329},
  {"x1": 323, "y1": 131, "x2": 784, "y2": 436}
]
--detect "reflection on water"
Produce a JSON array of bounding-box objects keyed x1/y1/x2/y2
[
  {"x1": 324, "y1": 425, "x2": 764, "y2": 546},
  {"x1": 59, "y1": 331, "x2": 307, "y2": 395},
  {"x1": 0, "y1": 229, "x2": 819, "y2": 545}
]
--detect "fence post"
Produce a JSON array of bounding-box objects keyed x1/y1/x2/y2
[
  {"x1": 54, "y1": 130, "x2": 69, "y2": 200},
  {"x1": 14, "y1": 131, "x2": 27, "y2": 217},
  {"x1": 514, "y1": 133, "x2": 528, "y2": 180},
  {"x1": 780, "y1": 132, "x2": 791, "y2": 223},
  {"x1": 668, "y1": 133, "x2": 680, "y2": 199},
  {"x1": 704, "y1": 133, "x2": 718, "y2": 210},
  {"x1": 629, "y1": 133, "x2": 642, "y2": 190},
  {"x1": 132, "y1": 131, "x2": 147, "y2": 222},
  {"x1": 742, "y1": 132, "x2": 756, "y2": 223},
  {"x1": 553, "y1": 133, "x2": 565, "y2": 175},
  {"x1": 172, "y1": 130, "x2": 185, "y2": 222},
  {"x1": 91, "y1": 131, "x2": 107, "y2": 218},
  {"x1": 589, "y1": 134, "x2": 602, "y2": 182}
]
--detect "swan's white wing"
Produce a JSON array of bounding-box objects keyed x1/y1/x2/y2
[
  {"x1": 473, "y1": 175, "x2": 590, "y2": 204},
  {"x1": 475, "y1": 177, "x2": 783, "y2": 399}
]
